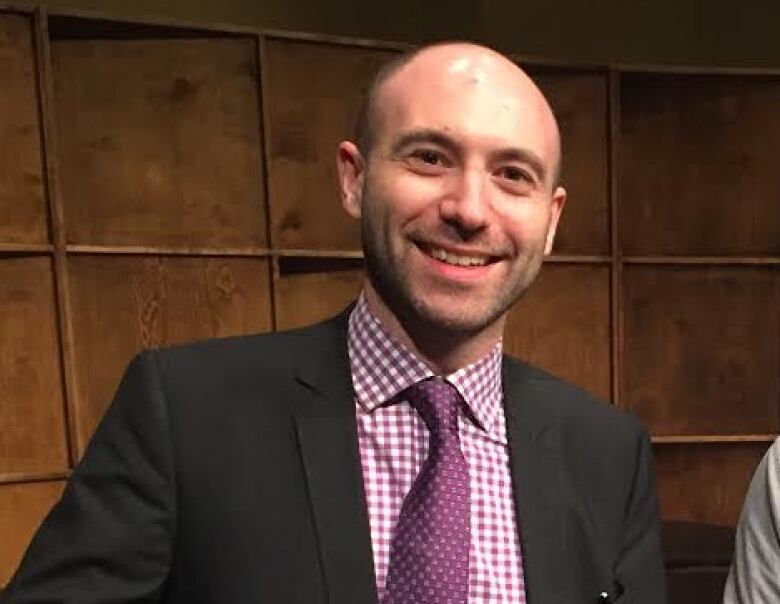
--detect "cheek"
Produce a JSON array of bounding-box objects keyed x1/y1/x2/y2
[
  {"x1": 370, "y1": 177, "x2": 436, "y2": 230},
  {"x1": 360, "y1": 187, "x2": 401, "y2": 254},
  {"x1": 498, "y1": 203, "x2": 556, "y2": 246}
]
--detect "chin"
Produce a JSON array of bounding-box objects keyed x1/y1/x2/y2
[{"x1": 410, "y1": 298, "x2": 505, "y2": 336}]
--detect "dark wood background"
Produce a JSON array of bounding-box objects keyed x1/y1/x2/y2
[{"x1": 1, "y1": 7, "x2": 778, "y2": 599}]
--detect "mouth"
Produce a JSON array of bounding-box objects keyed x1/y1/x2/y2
[{"x1": 416, "y1": 242, "x2": 496, "y2": 268}]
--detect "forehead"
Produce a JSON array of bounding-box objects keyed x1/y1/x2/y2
[{"x1": 373, "y1": 46, "x2": 559, "y2": 163}]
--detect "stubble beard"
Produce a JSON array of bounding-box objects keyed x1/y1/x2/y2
[{"x1": 360, "y1": 206, "x2": 546, "y2": 342}]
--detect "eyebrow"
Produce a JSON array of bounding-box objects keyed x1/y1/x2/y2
[
  {"x1": 389, "y1": 129, "x2": 459, "y2": 157},
  {"x1": 389, "y1": 128, "x2": 549, "y2": 184}
]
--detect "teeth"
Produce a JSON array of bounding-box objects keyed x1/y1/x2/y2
[{"x1": 428, "y1": 247, "x2": 488, "y2": 267}]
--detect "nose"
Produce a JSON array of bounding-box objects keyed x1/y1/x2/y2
[{"x1": 438, "y1": 167, "x2": 490, "y2": 236}]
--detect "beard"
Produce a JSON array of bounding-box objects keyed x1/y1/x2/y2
[{"x1": 359, "y1": 192, "x2": 547, "y2": 340}]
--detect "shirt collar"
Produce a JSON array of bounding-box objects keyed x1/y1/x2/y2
[{"x1": 347, "y1": 292, "x2": 504, "y2": 435}]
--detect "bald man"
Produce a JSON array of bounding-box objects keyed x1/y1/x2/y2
[{"x1": 2, "y1": 43, "x2": 665, "y2": 604}]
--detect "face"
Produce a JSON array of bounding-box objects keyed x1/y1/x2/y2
[{"x1": 338, "y1": 45, "x2": 566, "y2": 339}]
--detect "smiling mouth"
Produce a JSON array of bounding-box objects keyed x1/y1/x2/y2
[{"x1": 419, "y1": 243, "x2": 493, "y2": 267}]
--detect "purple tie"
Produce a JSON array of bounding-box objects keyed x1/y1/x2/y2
[{"x1": 384, "y1": 377, "x2": 470, "y2": 604}]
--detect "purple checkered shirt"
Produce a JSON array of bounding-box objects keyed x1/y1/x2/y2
[{"x1": 348, "y1": 294, "x2": 527, "y2": 603}]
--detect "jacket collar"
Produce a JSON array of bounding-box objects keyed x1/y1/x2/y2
[
  {"x1": 292, "y1": 310, "x2": 378, "y2": 604},
  {"x1": 503, "y1": 357, "x2": 571, "y2": 604}
]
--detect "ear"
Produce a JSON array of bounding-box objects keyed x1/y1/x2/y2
[
  {"x1": 336, "y1": 140, "x2": 366, "y2": 219},
  {"x1": 543, "y1": 186, "x2": 567, "y2": 255}
]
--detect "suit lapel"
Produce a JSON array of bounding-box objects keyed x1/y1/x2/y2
[
  {"x1": 503, "y1": 358, "x2": 571, "y2": 604},
  {"x1": 292, "y1": 315, "x2": 377, "y2": 604}
]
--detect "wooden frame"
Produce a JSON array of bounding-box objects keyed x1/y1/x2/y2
[{"x1": 1, "y1": 4, "x2": 778, "y2": 592}]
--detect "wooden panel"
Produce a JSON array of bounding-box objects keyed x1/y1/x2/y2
[
  {"x1": 655, "y1": 442, "x2": 769, "y2": 527},
  {"x1": 662, "y1": 520, "x2": 734, "y2": 567},
  {"x1": 0, "y1": 480, "x2": 65, "y2": 587},
  {"x1": 274, "y1": 257, "x2": 363, "y2": 330},
  {"x1": 0, "y1": 257, "x2": 68, "y2": 474},
  {"x1": 52, "y1": 37, "x2": 266, "y2": 248},
  {"x1": 504, "y1": 264, "x2": 611, "y2": 400},
  {"x1": 529, "y1": 70, "x2": 609, "y2": 255},
  {"x1": 265, "y1": 38, "x2": 396, "y2": 250},
  {"x1": 620, "y1": 73, "x2": 780, "y2": 256},
  {"x1": 68, "y1": 255, "x2": 273, "y2": 454},
  {"x1": 0, "y1": 14, "x2": 47, "y2": 245},
  {"x1": 667, "y1": 568, "x2": 730, "y2": 604},
  {"x1": 623, "y1": 266, "x2": 780, "y2": 436}
]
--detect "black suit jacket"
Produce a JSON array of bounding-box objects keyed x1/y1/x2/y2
[{"x1": 2, "y1": 311, "x2": 666, "y2": 603}]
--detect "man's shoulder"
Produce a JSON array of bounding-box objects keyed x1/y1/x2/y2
[
  {"x1": 502, "y1": 354, "x2": 646, "y2": 439},
  {"x1": 137, "y1": 310, "x2": 350, "y2": 385}
]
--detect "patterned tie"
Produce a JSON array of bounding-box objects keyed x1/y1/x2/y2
[{"x1": 384, "y1": 377, "x2": 470, "y2": 604}]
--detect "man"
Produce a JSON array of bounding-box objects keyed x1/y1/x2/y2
[
  {"x1": 723, "y1": 437, "x2": 780, "y2": 604},
  {"x1": 2, "y1": 42, "x2": 665, "y2": 603}
]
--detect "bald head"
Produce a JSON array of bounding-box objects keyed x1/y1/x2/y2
[
  {"x1": 354, "y1": 42, "x2": 562, "y2": 187},
  {"x1": 336, "y1": 41, "x2": 568, "y2": 364}
]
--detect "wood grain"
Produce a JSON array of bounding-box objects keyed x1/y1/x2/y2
[
  {"x1": 528, "y1": 69, "x2": 610, "y2": 255},
  {"x1": 67, "y1": 255, "x2": 273, "y2": 455},
  {"x1": 52, "y1": 37, "x2": 266, "y2": 248},
  {"x1": 0, "y1": 14, "x2": 47, "y2": 245},
  {"x1": 620, "y1": 73, "x2": 780, "y2": 256},
  {"x1": 264, "y1": 38, "x2": 396, "y2": 250},
  {"x1": 273, "y1": 257, "x2": 363, "y2": 330},
  {"x1": 1, "y1": 18, "x2": 777, "y2": 586},
  {"x1": 623, "y1": 266, "x2": 780, "y2": 436},
  {"x1": 0, "y1": 480, "x2": 65, "y2": 587},
  {"x1": 0, "y1": 257, "x2": 69, "y2": 475},
  {"x1": 654, "y1": 442, "x2": 770, "y2": 526},
  {"x1": 504, "y1": 264, "x2": 611, "y2": 400}
]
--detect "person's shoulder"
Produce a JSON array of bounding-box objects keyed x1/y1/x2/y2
[
  {"x1": 502, "y1": 355, "x2": 645, "y2": 439},
  {"x1": 768, "y1": 435, "x2": 780, "y2": 461},
  {"x1": 137, "y1": 309, "x2": 350, "y2": 382},
  {"x1": 761, "y1": 436, "x2": 780, "y2": 490}
]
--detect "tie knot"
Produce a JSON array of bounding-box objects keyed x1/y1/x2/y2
[{"x1": 406, "y1": 377, "x2": 461, "y2": 436}]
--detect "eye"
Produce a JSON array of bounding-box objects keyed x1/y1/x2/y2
[
  {"x1": 495, "y1": 164, "x2": 537, "y2": 194},
  {"x1": 497, "y1": 165, "x2": 531, "y2": 182},
  {"x1": 412, "y1": 149, "x2": 444, "y2": 165},
  {"x1": 406, "y1": 148, "x2": 450, "y2": 174}
]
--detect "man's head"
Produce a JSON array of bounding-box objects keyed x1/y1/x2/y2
[
  {"x1": 337, "y1": 42, "x2": 566, "y2": 356},
  {"x1": 353, "y1": 46, "x2": 563, "y2": 185}
]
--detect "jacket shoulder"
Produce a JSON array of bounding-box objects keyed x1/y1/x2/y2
[
  {"x1": 502, "y1": 355, "x2": 646, "y2": 442},
  {"x1": 148, "y1": 311, "x2": 349, "y2": 378},
  {"x1": 113, "y1": 312, "x2": 350, "y2": 417}
]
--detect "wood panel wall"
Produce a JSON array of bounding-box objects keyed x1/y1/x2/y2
[{"x1": 0, "y1": 7, "x2": 778, "y2": 597}]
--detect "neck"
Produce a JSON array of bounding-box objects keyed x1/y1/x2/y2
[{"x1": 362, "y1": 281, "x2": 504, "y2": 375}]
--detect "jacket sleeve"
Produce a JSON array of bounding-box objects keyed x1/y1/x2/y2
[
  {"x1": 723, "y1": 437, "x2": 780, "y2": 604},
  {"x1": 614, "y1": 427, "x2": 667, "y2": 603},
  {"x1": 1, "y1": 352, "x2": 176, "y2": 603}
]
